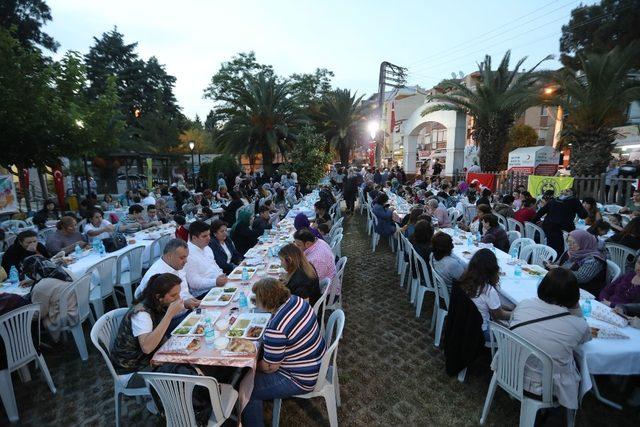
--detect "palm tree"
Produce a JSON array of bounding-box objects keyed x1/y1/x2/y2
[
  {"x1": 316, "y1": 88, "x2": 365, "y2": 166},
  {"x1": 214, "y1": 72, "x2": 305, "y2": 175},
  {"x1": 552, "y1": 42, "x2": 640, "y2": 175},
  {"x1": 423, "y1": 51, "x2": 551, "y2": 171}
]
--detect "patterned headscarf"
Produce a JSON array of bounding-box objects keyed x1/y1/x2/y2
[
  {"x1": 22, "y1": 255, "x2": 73, "y2": 284},
  {"x1": 568, "y1": 229, "x2": 605, "y2": 263}
]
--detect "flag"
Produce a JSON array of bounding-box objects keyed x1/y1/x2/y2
[
  {"x1": 146, "y1": 158, "x2": 153, "y2": 189},
  {"x1": 527, "y1": 175, "x2": 574, "y2": 197},
  {"x1": 467, "y1": 172, "x2": 496, "y2": 191},
  {"x1": 389, "y1": 102, "x2": 396, "y2": 133},
  {"x1": 52, "y1": 165, "x2": 66, "y2": 209}
]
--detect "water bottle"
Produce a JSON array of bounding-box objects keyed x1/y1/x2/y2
[
  {"x1": 241, "y1": 266, "x2": 249, "y2": 282},
  {"x1": 204, "y1": 318, "x2": 215, "y2": 347},
  {"x1": 92, "y1": 238, "x2": 100, "y2": 253},
  {"x1": 238, "y1": 292, "x2": 248, "y2": 312},
  {"x1": 514, "y1": 264, "x2": 522, "y2": 277},
  {"x1": 509, "y1": 247, "x2": 518, "y2": 261},
  {"x1": 467, "y1": 235, "x2": 473, "y2": 249},
  {"x1": 475, "y1": 231, "x2": 481, "y2": 243},
  {"x1": 99, "y1": 241, "x2": 106, "y2": 257},
  {"x1": 8, "y1": 266, "x2": 19, "y2": 284},
  {"x1": 74, "y1": 244, "x2": 82, "y2": 258},
  {"x1": 582, "y1": 299, "x2": 592, "y2": 317},
  {"x1": 453, "y1": 224, "x2": 459, "y2": 238}
]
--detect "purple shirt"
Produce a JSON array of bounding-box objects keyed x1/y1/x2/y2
[{"x1": 599, "y1": 272, "x2": 640, "y2": 307}]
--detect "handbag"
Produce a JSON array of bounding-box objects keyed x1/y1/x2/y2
[{"x1": 102, "y1": 232, "x2": 128, "y2": 253}]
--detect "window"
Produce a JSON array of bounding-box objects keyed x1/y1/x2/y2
[
  {"x1": 540, "y1": 106, "x2": 548, "y2": 117},
  {"x1": 538, "y1": 128, "x2": 548, "y2": 141}
]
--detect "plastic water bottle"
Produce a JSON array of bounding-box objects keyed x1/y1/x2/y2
[
  {"x1": 92, "y1": 238, "x2": 100, "y2": 253},
  {"x1": 8, "y1": 266, "x2": 19, "y2": 284},
  {"x1": 467, "y1": 235, "x2": 473, "y2": 249},
  {"x1": 453, "y1": 224, "x2": 459, "y2": 238},
  {"x1": 99, "y1": 241, "x2": 106, "y2": 257},
  {"x1": 204, "y1": 318, "x2": 215, "y2": 347},
  {"x1": 241, "y1": 266, "x2": 249, "y2": 282},
  {"x1": 582, "y1": 299, "x2": 592, "y2": 317},
  {"x1": 475, "y1": 231, "x2": 481, "y2": 243},
  {"x1": 238, "y1": 292, "x2": 248, "y2": 312},
  {"x1": 509, "y1": 247, "x2": 518, "y2": 261},
  {"x1": 74, "y1": 244, "x2": 82, "y2": 258},
  {"x1": 514, "y1": 264, "x2": 522, "y2": 277}
]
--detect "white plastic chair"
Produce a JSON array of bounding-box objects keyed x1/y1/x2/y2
[
  {"x1": 524, "y1": 222, "x2": 546, "y2": 245},
  {"x1": 0, "y1": 304, "x2": 56, "y2": 423},
  {"x1": 1, "y1": 220, "x2": 28, "y2": 233},
  {"x1": 412, "y1": 250, "x2": 437, "y2": 326},
  {"x1": 480, "y1": 322, "x2": 575, "y2": 427},
  {"x1": 144, "y1": 234, "x2": 170, "y2": 269},
  {"x1": 520, "y1": 244, "x2": 557, "y2": 267},
  {"x1": 329, "y1": 233, "x2": 343, "y2": 259},
  {"x1": 47, "y1": 273, "x2": 94, "y2": 361},
  {"x1": 507, "y1": 218, "x2": 524, "y2": 234},
  {"x1": 494, "y1": 212, "x2": 507, "y2": 230},
  {"x1": 447, "y1": 208, "x2": 460, "y2": 225},
  {"x1": 90, "y1": 308, "x2": 150, "y2": 427},
  {"x1": 38, "y1": 227, "x2": 56, "y2": 244},
  {"x1": 606, "y1": 259, "x2": 621, "y2": 284},
  {"x1": 327, "y1": 226, "x2": 343, "y2": 243},
  {"x1": 327, "y1": 257, "x2": 347, "y2": 311},
  {"x1": 429, "y1": 256, "x2": 449, "y2": 348},
  {"x1": 509, "y1": 238, "x2": 535, "y2": 260},
  {"x1": 272, "y1": 309, "x2": 345, "y2": 427},
  {"x1": 115, "y1": 245, "x2": 145, "y2": 306},
  {"x1": 507, "y1": 231, "x2": 521, "y2": 246},
  {"x1": 605, "y1": 243, "x2": 636, "y2": 273},
  {"x1": 370, "y1": 214, "x2": 380, "y2": 252},
  {"x1": 329, "y1": 217, "x2": 343, "y2": 236},
  {"x1": 87, "y1": 256, "x2": 119, "y2": 319},
  {"x1": 313, "y1": 278, "x2": 332, "y2": 333},
  {"x1": 603, "y1": 204, "x2": 622, "y2": 214},
  {"x1": 139, "y1": 371, "x2": 238, "y2": 427}
]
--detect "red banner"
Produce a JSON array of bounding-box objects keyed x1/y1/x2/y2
[
  {"x1": 467, "y1": 172, "x2": 497, "y2": 191},
  {"x1": 368, "y1": 142, "x2": 376, "y2": 166},
  {"x1": 52, "y1": 166, "x2": 66, "y2": 209}
]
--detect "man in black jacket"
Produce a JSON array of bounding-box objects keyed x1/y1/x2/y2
[
  {"x1": 1, "y1": 230, "x2": 50, "y2": 275},
  {"x1": 532, "y1": 188, "x2": 588, "y2": 256}
]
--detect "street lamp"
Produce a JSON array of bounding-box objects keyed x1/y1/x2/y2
[
  {"x1": 188, "y1": 141, "x2": 196, "y2": 189},
  {"x1": 367, "y1": 121, "x2": 379, "y2": 140}
]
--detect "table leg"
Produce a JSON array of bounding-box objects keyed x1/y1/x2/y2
[{"x1": 590, "y1": 374, "x2": 623, "y2": 410}]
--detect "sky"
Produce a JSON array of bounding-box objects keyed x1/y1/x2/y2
[{"x1": 44, "y1": 0, "x2": 599, "y2": 120}]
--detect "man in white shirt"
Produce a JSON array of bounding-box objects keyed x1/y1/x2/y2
[
  {"x1": 140, "y1": 189, "x2": 156, "y2": 207},
  {"x1": 184, "y1": 221, "x2": 228, "y2": 297},
  {"x1": 134, "y1": 238, "x2": 200, "y2": 310}
]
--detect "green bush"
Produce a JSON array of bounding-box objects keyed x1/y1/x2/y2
[
  {"x1": 290, "y1": 127, "x2": 332, "y2": 186},
  {"x1": 201, "y1": 155, "x2": 241, "y2": 189}
]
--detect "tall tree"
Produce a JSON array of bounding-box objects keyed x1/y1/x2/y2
[
  {"x1": 423, "y1": 51, "x2": 551, "y2": 171},
  {"x1": 316, "y1": 89, "x2": 365, "y2": 166},
  {"x1": 0, "y1": 0, "x2": 58, "y2": 51},
  {"x1": 552, "y1": 43, "x2": 640, "y2": 175},
  {"x1": 560, "y1": 0, "x2": 640, "y2": 70},
  {"x1": 214, "y1": 72, "x2": 305, "y2": 174},
  {"x1": 290, "y1": 68, "x2": 334, "y2": 114}
]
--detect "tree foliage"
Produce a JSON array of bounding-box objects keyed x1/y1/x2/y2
[
  {"x1": 290, "y1": 127, "x2": 332, "y2": 186},
  {"x1": 201, "y1": 155, "x2": 241, "y2": 188},
  {"x1": 316, "y1": 89, "x2": 365, "y2": 166},
  {"x1": 423, "y1": 51, "x2": 551, "y2": 171},
  {"x1": 0, "y1": 0, "x2": 58, "y2": 51},
  {"x1": 560, "y1": 0, "x2": 640, "y2": 70}
]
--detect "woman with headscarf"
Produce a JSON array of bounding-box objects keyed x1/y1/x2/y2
[
  {"x1": 546, "y1": 229, "x2": 607, "y2": 296},
  {"x1": 22, "y1": 255, "x2": 77, "y2": 334},
  {"x1": 230, "y1": 209, "x2": 258, "y2": 255},
  {"x1": 293, "y1": 213, "x2": 323, "y2": 240}
]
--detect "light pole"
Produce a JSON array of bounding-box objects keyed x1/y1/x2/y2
[{"x1": 188, "y1": 141, "x2": 196, "y2": 189}]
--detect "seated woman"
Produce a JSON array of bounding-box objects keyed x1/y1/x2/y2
[
  {"x1": 2, "y1": 230, "x2": 50, "y2": 274},
  {"x1": 45, "y1": 216, "x2": 87, "y2": 255},
  {"x1": 547, "y1": 229, "x2": 607, "y2": 297},
  {"x1": 480, "y1": 213, "x2": 510, "y2": 252},
  {"x1": 401, "y1": 207, "x2": 424, "y2": 239},
  {"x1": 244, "y1": 278, "x2": 325, "y2": 426},
  {"x1": 278, "y1": 243, "x2": 321, "y2": 307},
  {"x1": 431, "y1": 232, "x2": 465, "y2": 290},
  {"x1": 509, "y1": 268, "x2": 590, "y2": 412},
  {"x1": 174, "y1": 215, "x2": 188, "y2": 241},
  {"x1": 586, "y1": 219, "x2": 610, "y2": 255},
  {"x1": 293, "y1": 213, "x2": 323, "y2": 240},
  {"x1": 230, "y1": 209, "x2": 259, "y2": 255},
  {"x1": 111, "y1": 273, "x2": 185, "y2": 385},
  {"x1": 465, "y1": 204, "x2": 492, "y2": 234},
  {"x1": 459, "y1": 249, "x2": 512, "y2": 341},
  {"x1": 599, "y1": 256, "x2": 640, "y2": 307},
  {"x1": 84, "y1": 209, "x2": 115, "y2": 241},
  {"x1": 33, "y1": 199, "x2": 60, "y2": 230},
  {"x1": 607, "y1": 217, "x2": 640, "y2": 272},
  {"x1": 222, "y1": 191, "x2": 244, "y2": 226},
  {"x1": 372, "y1": 193, "x2": 397, "y2": 238},
  {"x1": 154, "y1": 197, "x2": 172, "y2": 223},
  {"x1": 209, "y1": 219, "x2": 242, "y2": 274},
  {"x1": 100, "y1": 194, "x2": 119, "y2": 211},
  {"x1": 582, "y1": 197, "x2": 602, "y2": 226}
]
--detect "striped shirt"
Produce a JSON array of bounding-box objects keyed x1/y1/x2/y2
[{"x1": 262, "y1": 296, "x2": 326, "y2": 391}]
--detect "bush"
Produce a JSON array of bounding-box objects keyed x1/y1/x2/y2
[
  {"x1": 290, "y1": 127, "x2": 332, "y2": 186},
  {"x1": 201, "y1": 155, "x2": 241, "y2": 189}
]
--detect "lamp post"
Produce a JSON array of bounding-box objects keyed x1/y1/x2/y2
[{"x1": 188, "y1": 141, "x2": 196, "y2": 189}]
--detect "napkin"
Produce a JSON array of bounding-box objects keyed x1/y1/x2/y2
[
  {"x1": 597, "y1": 327, "x2": 630, "y2": 339},
  {"x1": 591, "y1": 304, "x2": 628, "y2": 328},
  {"x1": 158, "y1": 337, "x2": 200, "y2": 354}
]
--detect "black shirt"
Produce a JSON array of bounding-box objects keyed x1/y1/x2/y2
[
  {"x1": 285, "y1": 268, "x2": 321, "y2": 307},
  {"x1": 1, "y1": 242, "x2": 50, "y2": 275}
]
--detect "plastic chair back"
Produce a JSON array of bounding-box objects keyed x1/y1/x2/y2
[
  {"x1": 430, "y1": 257, "x2": 450, "y2": 310},
  {"x1": 87, "y1": 256, "x2": 118, "y2": 299},
  {"x1": 509, "y1": 238, "x2": 535, "y2": 259},
  {"x1": 507, "y1": 218, "x2": 524, "y2": 234},
  {"x1": 1, "y1": 220, "x2": 28, "y2": 233},
  {"x1": 488, "y1": 321, "x2": 555, "y2": 404},
  {"x1": 55, "y1": 273, "x2": 92, "y2": 329},
  {"x1": 605, "y1": 243, "x2": 636, "y2": 272},
  {"x1": 330, "y1": 234, "x2": 343, "y2": 258},
  {"x1": 507, "y1": 231, "x2": 521, "y2": 245},
  {"x1": 447, "y1": 208, "x2": 460, "y2": 225},
  {"x1": 524, "y1": 222, "x2": 546, "y2": 244},
  {"x1": 606, "y1": 259, "x2": 621, "y2": 284},
  {"x1": 329, "y1": 217, "x2": 343, "y2": 235},
  {"x1": 413, "y1": 250, "x2": 435, "y2": 292},
  {"x1": 117, "y1": 245, "x2": 145, "y2": 285},
  {"x1": 494, "y1": 212, "x2": 507, "y2": 230},
  {"x1": 90, "y1": 307, "x2": 129, "y2": 381},
  {"x1": 0, "y1": 304, "x2": 41, "y2": 369},
  {"x1": 328, "y1": 257, "x2": 347, "y2": 308},
  {"x1": 139, "y1": 372, "x2": 231, "y2": 427},
  {"x1": 520, "y1": 244, "x2": 557, "y2": 267},
  {"x1": 313, "y1": 309, "x2": 345, "y2": 393},
  {"x1": 38, "y1": 228, "x2": 56, "y2": 244}
]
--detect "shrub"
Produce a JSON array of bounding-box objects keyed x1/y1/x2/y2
[{"x1": 201, "y1": 154, "x2": 241, "y2": 189}]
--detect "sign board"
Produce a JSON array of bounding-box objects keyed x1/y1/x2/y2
[
  {"x1": 508, "y1": 146, "x2": 559, "y2": 176},
  {"x1": 0, "y1": 175, "x2": 19, "y2": 214},
  {"x1": 614, "y1": 125, "x2": 640, "y2": 147}
]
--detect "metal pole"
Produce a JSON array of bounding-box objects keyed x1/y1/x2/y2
[{"x1": 190, "y1": 150, "x2": 196, "y2": 189}]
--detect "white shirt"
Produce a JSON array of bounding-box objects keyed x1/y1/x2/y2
[
  {"x1": 184, "y1": 241, "x2": 224, "y2": 294},
  {"x1": 141, "y1": 195, "x2": 156, "y2": 206},
  {"x1": 135, "y1": 257, "x2": 193, "y2": 301},
  {"x1": 131, "y1": 312, "x2": 153, "y2": 337},
  {"x1": 84, "y1": 219, "x2": 112, "y2": 240},
  {"x1": 471, "y1": 285, "x2": 501, "y2": 331},
  {"x1": 220, "y1": 241, "x2": 232, "y2": 263}
]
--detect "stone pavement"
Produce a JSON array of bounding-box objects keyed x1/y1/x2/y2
[{"x1": 2, "y1": 212, "x2": 639, "y2": 426}]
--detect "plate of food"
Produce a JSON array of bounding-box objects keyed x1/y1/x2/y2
[
  {"x1": 225, "y1": 338, "x2": 256, "y2": 354},
  {"x1": 228, "y1": 267, "x2": 258, "y2": 281},
  {"x1": 200, "y1": 287, "x2": 238, "y2": 306},
  {"x1": 521, "y1": 265, "x2": 546, "y2": 276},
  {"x1": 159, "y1": 337, "x2": 201, "y2": 354},
  {"x1": 225, "y1": 313, "x2": 271, "y2": 340},
  {"x1": 266, "y1": 263, "x2": 283, "y2": 274},
  {"x1": 170, "y1": 313, "x2": 218, "y2": 336}
]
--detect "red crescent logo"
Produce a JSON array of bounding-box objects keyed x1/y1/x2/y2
[{"x1": 53, "y1": 170, "x2": 62, "y2": 179}]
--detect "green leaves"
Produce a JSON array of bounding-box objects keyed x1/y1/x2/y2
[
  {"x1": 290, "y1": 127, "x2": 332, "y2": 186},
  {"x1": 316, "y1": 88, "x2": 365, "y2": 165}
]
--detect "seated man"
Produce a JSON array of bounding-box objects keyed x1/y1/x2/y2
[
  {"x1": 293, "y1": 228, "x2": 336, "y2": 282},
  {"x1": 2, "y1": 230, "x2": 50, "y2": 274},
  {"x1": 118, "y1": 204, "x2": 155, "y2": 232},
  {"x1": 183, "y1": 221, "x2": 228, "y2": 297},
  {"x1": 314, "y1": 201, "x2": 332, "y2": 225},
  {"x1": 252, "y1": 205, "x2": 272, "y2": 237},
  {"x1": 144, "y1": 204, "x2": 163, "y2": 228},
  {"x1": 135, "y1": 238, "x2": 200, "y2": 311}
]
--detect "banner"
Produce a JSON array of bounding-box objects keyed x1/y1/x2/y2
[
  {"x1": 146, "y1": 158, "x2": 153, "y2": 189},
  {"x1": 0, "y1": 175, "x2": 19, "y2": 214},
  {"x1": 527, "y1": 175, "x2": 574, "y2": 197},
  {"x1": 467, "y1": 172, "x2": 496, "y2": 191},
  {"x1": 52, "y1": 166, "x2": 65, "y2": 209}
]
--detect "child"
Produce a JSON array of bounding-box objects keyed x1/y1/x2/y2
[
  {"x1": 174, "y1": 215, "x2": 188, "y2": 241},
  {"x1": 317, "y1": 222, "x2": 331, "y2": 241}
]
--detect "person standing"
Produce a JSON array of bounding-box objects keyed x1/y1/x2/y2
[
  {"x1": 432, "y1": 159, "x2": 443, "y2": 176},
  {"x1": 342, "y1": 168, "x2": 360, "y2": 215}
]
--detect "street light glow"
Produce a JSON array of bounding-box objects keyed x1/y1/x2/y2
[
  {"x1": 188, "y1": 141, "x2": 195, "y2": 151},
  {"x1": 367, "y1": 121, "x2": 379, "y2": 139},
  {"x1": 543, "y1": 86, "x2": 555, "y2": 95},
  {"x1": 75, "y1": 119, "x2": 84, "y2": 129}
]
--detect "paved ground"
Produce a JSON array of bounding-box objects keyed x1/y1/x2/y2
[{"x1": 3, "y1": 212, "x2": 640, "y2": 426}]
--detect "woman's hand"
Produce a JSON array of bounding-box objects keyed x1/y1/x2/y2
[{"x1": 166, "y1": 299, "x2": 185, "y2": 318}]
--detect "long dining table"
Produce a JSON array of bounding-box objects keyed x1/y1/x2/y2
[{"x1": 438, "y1": 227, "x2": 640, "y2": 409}]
